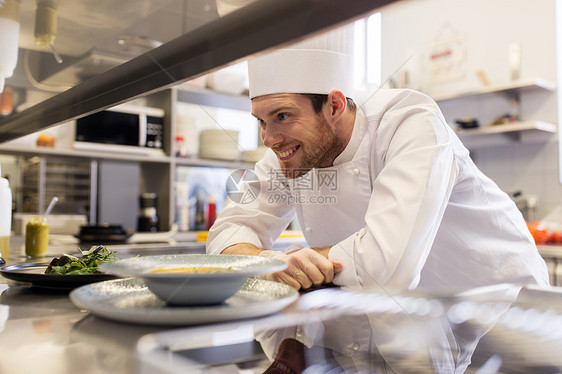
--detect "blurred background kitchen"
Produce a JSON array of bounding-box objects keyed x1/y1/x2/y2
[{"x1": 1, "y1": 0, "x2": 562, "y2": 280}]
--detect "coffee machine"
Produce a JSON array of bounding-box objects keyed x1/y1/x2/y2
[{"x1": 137, "y1": 192, "x2": 159, "y2": 232}]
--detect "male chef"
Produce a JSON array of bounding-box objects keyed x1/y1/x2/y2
[{"x1": 206, "y1": 25, "x2": 549, "y2": 294}]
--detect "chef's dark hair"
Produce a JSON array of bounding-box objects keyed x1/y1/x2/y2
[{"x1": 302, "y1": 94, "x2": 357, "y2": 114}]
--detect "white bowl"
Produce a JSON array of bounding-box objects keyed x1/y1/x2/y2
[{"x1": 98, "y1": 254, "x2": 287, "y2": 306}]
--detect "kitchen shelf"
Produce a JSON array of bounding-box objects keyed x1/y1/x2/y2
[
  {"x1": 173, "y1": 156, "x2": 254, "y2": 169},
  {"x1": 456, "y1": 121, "x2": 557, "y2": 136},
  {"x1": 454, "y1": 121, "x2": 558, "y2": 149},
  {"x1": 433, "y1": 78, "x2": 556, "y2": 102},
  {"x1": 0, "y1": 144, "x2": 172, "y2": 164},
  {"x1": 0, "y1": 144, "x2": 255, "y2": 169},
  {"x1": 176, "y1": 86, "x2": 250, "y2": 112}
]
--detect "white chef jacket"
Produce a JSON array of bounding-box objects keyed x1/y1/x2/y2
[{"x1": 207, "y1": 88, "x2": 550, "y2": 293}]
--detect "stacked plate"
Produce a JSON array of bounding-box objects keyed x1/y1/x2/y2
[
  {"x1": 199, "y1": 129, "x2": 240, "y2": 161},
  {"x1": 241, "y1": 146, "x2": 268, "y2": 162}
]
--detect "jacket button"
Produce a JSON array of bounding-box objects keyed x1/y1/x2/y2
[
  {"x1": 352, "y1": 168, "x2": 360, "y2": 175},
  {"x1": 305, "y1": 227, "x2": 312, "y2": 233}
]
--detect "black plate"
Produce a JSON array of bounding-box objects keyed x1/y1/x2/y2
[{"x1": 0, "y1": 263, "x2": 118, "y2": 290}]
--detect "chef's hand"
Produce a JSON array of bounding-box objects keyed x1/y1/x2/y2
[{"x1": 257, "y1": 248, "x2": 343, "y2": 290}]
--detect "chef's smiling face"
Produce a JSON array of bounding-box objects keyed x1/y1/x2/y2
[{"x1": 252, "y1": 93, "x2": 340, "y2": 179}]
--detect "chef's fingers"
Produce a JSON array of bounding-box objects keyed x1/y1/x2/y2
[
  {"x1": 287, "y1": 250, "x2": 333, "y2": 286},
  {"x1": 274, "y1": 269, "x2": 310, "y2": 290},
  {"x1": 302, "y1": 251, "x2": 338, "y2": 283},
  {"x1": 300, "y1": 261, "x2": 327, "y2": 286},
  {"x1": 332, "y1": 261, "x2": 343, "y2": 273}
]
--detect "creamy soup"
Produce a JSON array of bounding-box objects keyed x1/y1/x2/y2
[{"x1": 149, "y1": 267, "x2": 234, "y2": 274}]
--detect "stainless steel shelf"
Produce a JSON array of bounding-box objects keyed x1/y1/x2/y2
[
  {"x1": 456, "y1": 120, "x2": 557, "y2": 136},
  {"x1": 455, "y1": 121, "x2": 558, "y2": 149},
  {"x1": 0, "y1": 144, "x2": 172, "y2": 163},
  {"x1": 433, "y1": 78, "x2": 556, "y2": 102},
  {"x1": 176, "y1": 86, "x2": 250, "y2": 112},
  {"x1": 173, "y1": 156, "x2": 254, "y2": 169}
]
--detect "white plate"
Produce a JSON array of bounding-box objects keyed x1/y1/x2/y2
[{"x1": 70, "y1": 277, "x2": 298, "y2": 326}]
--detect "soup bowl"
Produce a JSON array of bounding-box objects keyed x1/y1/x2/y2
[{"x1": 99, "y1": 254, "x2": 287, "y2": 305}]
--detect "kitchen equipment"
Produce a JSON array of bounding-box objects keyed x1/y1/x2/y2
[
  {"x1": 137, "y1": 192, "x2": 159, "y2": 232},
  {"x1": 74, "y1": 103, "x2": 165, "y2": 155},
  {"x1": 22, "y1": 157, "x2": 92, "y2": 217},
  {"x1": 455, "y1": 118, "x2": 479, "y2": 129},
  {"x1": 76, "y1": 223, "x2": 131, "y2": 243}
]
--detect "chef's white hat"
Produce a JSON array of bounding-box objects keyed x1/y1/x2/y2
[{"x1": 248, "y1": 24, "x2": 355, "y2": 99}]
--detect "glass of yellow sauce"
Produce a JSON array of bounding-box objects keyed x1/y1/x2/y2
[{"x1": 25, "y1": 216, "x2": 49, "y2": 258}]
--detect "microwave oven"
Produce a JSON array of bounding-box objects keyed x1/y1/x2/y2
[{"x1": 74, "y1": 104, "x2": 165, "y2": 155}]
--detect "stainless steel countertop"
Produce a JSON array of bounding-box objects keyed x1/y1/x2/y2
[
  {"x1": 3, "y1": 237, "x2": 562, "y2": 374},
  {"x1": 0, "y1": 237, "x2": 209, "y2": 374}
]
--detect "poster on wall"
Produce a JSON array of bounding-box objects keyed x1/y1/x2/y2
[{"x1": 429, "y1": 23, "x2": 466, "y2": 85}]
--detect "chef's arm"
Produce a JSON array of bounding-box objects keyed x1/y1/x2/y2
[
  {"x1": 312, "y1": 246, "x2": 331, "y2": 258},
  {"x1": 221, "y1": 242, "x2": 263, "y2": 255},
  {"x1": 329, "y1": 100, "x2": 457, "y2": 291},
  {"x1": 222, "y1": 242, "x2": 331, "y2": 258}
]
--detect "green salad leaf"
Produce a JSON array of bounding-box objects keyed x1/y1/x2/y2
[{"x1": 45, "y1": 245, "x2": 117, "y2": 275}]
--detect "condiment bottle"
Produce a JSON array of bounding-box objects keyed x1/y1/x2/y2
[
  {"x1": 0, "y1": 86, "x2": 13, "y2": 116},
  {"x1": 195, "y1": 189, "x2": 205, "y2": 231},
  {"x1": 0, "y1": 164, "x2": 12, "y2": 264},
  {"x1": 25, "y1": 216, "x2": 49, "y2": 258},
  {"x1": 175, "y1": 135, "x2": 186, "y2": 157},
  {"x1": 206, "y1": 194, "x2": 216, "y2": 230}
]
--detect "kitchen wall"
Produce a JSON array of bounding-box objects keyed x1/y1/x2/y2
[{"x1": 379, "y1": 0, "x2": 561, "y2": 221}]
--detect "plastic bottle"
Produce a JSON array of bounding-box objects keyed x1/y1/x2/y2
[
  {"x1": 206, "y1": 194, "x2": 216, "y2": 230},
  {"x1": 195, "y1": 189, "x2": 205, "y2": 231},
  {"x1": 0, "y1": 164, "x2": 12, "y2": 263},
  {"x1": 0, "y1": 0, "x2": 20, "y2": 93},
  {"x1": 175, "y1": 135, "x2": 186, "y2": 157}
]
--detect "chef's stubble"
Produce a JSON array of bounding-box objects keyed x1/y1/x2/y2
[{"x1": 281, "y1": 113, "x2": 343, "y2": 179}]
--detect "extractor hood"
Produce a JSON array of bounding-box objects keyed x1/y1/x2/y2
[
  {"x1": 0, "y1": 0, "x2": 397, "y2": 142},
  {"x1": 12, "y1": 0, "x2": 218, "y2": 89}
]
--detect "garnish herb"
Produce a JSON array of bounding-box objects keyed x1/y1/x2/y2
[{"x1": 45, "y1": 245, "x2": 117, "y2": 275}]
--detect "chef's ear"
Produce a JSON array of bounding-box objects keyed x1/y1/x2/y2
[{"x1": 327, "y1": 90, "x2": 347, "y2": 120}]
